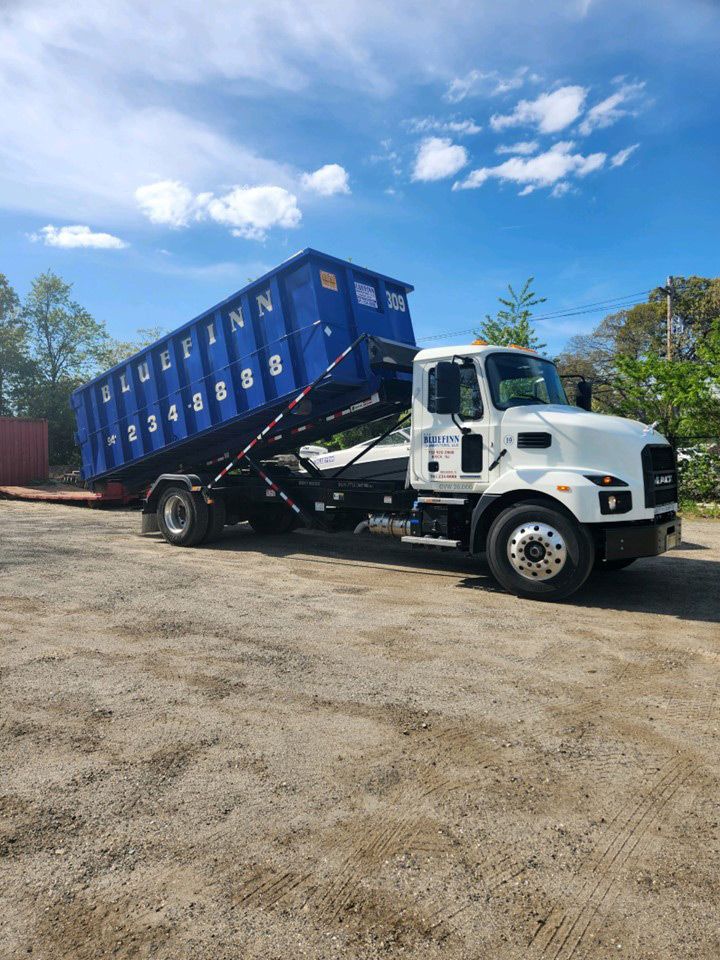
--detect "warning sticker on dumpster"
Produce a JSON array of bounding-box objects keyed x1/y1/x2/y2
[
  {"x1": 354, "y1": 281, "x2": 378, "y2": 309},
  {"x1": 320, "y1": 271, "x2": 338, "y2": 291}
]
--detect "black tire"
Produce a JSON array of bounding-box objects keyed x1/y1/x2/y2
[
  {"x1": 246, "y1": 507, "x2": 298, "y2": 535},
  {"x1": 486, "y1": 502, "x2": 594, "y2": 601},
  {"x1": 156, "y1": 485, "x2": 209, "y2": 547},
  {"x1": 594, "y1": 557, "x2": 636, "y2": 572},
  {"x1": 202, "y1": 497, "x2": 227, "y2": 544}
]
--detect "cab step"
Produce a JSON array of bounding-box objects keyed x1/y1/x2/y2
[{"x1": 401, "y1": 535, "x2": 461, "y2": 550}]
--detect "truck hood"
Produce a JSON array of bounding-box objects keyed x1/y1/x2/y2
[{"x1": 499, "y1": 405, "x2": 668, "y2": 480}]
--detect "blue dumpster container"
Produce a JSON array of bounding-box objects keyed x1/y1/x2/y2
[{"x1": 72, "y1": 249, "x2": 416, "y2": 486}]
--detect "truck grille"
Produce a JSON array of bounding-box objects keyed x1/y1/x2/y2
[{"x1": 641, "y1": 444, "x2": 678, "y2": 507}]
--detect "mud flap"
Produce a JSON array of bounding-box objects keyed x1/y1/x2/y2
[{"x1": 141, "y1": 512, "x2": 159, "y2": 535}]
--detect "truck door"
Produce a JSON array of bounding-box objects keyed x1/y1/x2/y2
[{"x1": 411, "y1": 358, "x2": 490, "y2": 491}]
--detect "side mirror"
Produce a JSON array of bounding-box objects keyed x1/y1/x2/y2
[
  {"x1": 575, "y1": 379, "x2": 592, "y2": 411},
  {"x1": 430, "y1": 361, "x2": 461, "y2": 414}
]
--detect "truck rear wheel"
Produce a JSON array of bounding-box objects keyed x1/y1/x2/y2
[
  {"x1": 246, "y1": 507, "x2": 298, "y2": 535},
  {"x1": 487, "y1": 502, "x2": 594, "y2": 601},
  {"x1": 157, "y1": 485, "x2": 209, "y2": 547}
]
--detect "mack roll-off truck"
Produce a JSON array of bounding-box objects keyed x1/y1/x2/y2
[{"x1": 72, "y1": 248, "x2": 681, "y2": 601}]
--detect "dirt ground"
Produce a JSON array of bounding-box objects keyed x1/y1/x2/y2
[{"x1": 1, "y1": 500, "x2": 719, "y2": 960}]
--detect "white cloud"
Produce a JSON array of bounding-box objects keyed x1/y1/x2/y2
[
  {"x1": 405, "y1": 117, "x2": 482, "y2": 136},
  {"x1": 412, "y1": 137, "x2": 469, "y2": 182},
  {"x1": 0, "y1": 4, "x2": 552, "y2": 222},
  {"x1": 445, "y1": 67, "x2": 530, "y2": 103},
  {"x1": 610, "y1": 143, "x2": 640, "y2": 167},
  {"x1": 135, "y1": 180, "x2": 196, "y2": 227},
  {"x1": 578, "y1": 81, "x2": 646, "y2": 135},
  {"x1": 445, "y1": 70, "x2": 489, "y2": 103},
  {"x1": 0, "y1": 2, "x2": 379, "y2": 221},
  {"x1": 493, "y1": 67, "x2": 532, "y2": 95},
  {"x1": 454, "y1": 140, "x2": 605, "y2": 193},
  {"x1": 0, "y1": 3, "x2": 672, "y2": 224},
  {"x1": 495, "y1": 140, "x2": 539, "y2": 155},
  {"x1": 551, "y1": 181, "x2": 572, "y2": 197},
  {"x1": 301, "y1": 163, "x2": 350, "y2": 196},
  {"x1": 29, "y1": 224, "x2": 128, "y2": 249},
  {"x1": 369, "y1": 139, "x2": 402, "y2": 177},
  {"x1": 136, "y1": 181, "x2": 301, "y2": 240},
  {"x1": 201, "y1": 186, "x2": 302, "y2": 239},
  {"x1": 491, "y1": 85, "x2": 587, "y2": 134}
]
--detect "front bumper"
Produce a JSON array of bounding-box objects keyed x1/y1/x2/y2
[{"x1": 602, "y1": 516, "x2": 682, "y2": 561}]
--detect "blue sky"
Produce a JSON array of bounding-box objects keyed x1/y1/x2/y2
[{"x1": 1, "y1": 0, "x2": 719, "y2": 356}]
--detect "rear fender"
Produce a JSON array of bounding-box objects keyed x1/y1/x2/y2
[{"x1": 144, "y1": 474, "x2": 205, "y2": 514}]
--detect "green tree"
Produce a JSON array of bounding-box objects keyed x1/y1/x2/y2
[
  {"x1": 0, "y1": 273, "x2": 29, "y2": 416},
  {"x1": 666, "y1": 276, "x2": 720, "y2": 360},
  {"x1": 99, "y1": 326, "x2": 167, "y2": 368},
  {"x1": 476, "y1": 278, "x2": 546, "y2": 350},
  {"x1": 22, "y1": 271, "x2": 109, "y2": 387},
  {"x1": 19, "y1": 271, "x2": 110, "y2": 463},
  {"x1": 557, "y1": 277, "x2": 720, "y2": 451},
  {"x1": 556, "y1": 300, "x2": 666, "y2": 405},
  {"x1": 609, "y1": 353, "x2": 716, "y2": 440}
]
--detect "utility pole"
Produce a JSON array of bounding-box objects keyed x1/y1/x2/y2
[{"x1": 665, "y1": 275, "x2": 674, "y2": 361}]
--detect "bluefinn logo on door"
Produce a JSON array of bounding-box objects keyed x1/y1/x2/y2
[{"x1": 423, "y1": 433, "x2": 461, "y2": 446}]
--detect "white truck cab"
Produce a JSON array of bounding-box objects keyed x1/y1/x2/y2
[{"x1": 400, "y1": 343, "x2": 681, "y2": 599}]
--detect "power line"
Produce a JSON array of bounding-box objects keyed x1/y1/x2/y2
[
  {"x1": 521, "y1": 290, "x2": 652, "y2": 321},
  {"x1": 417, "y1": 289, "x2": 653, "y2": 344}
]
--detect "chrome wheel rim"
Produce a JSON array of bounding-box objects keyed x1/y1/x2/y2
[
  {"x1": 507, "y1": 522, "x2": 567, "y2": 581},
  {"x1": 164, "y1": 494, "x2": 189, "y2": 535}
]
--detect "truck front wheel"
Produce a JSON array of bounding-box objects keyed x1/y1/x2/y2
[
  {"x1": 157, "y1": 485, "x2": 209, "y2": 547},
  {"x1": 487, "y1": 502, "x2": 594, "y2": 601}
]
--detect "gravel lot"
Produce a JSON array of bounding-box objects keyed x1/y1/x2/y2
[{"x1": 1, "y1": 500, "x2": 719, "y2": 960}]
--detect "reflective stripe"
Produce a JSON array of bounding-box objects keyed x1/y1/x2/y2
[{"x1": 209, "y1": 333, "x2": 367, "y2": 487}]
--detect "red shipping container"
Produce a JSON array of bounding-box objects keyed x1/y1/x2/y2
[{"x1": 0, "y1": 418, "x2": 49, "y2": 485}]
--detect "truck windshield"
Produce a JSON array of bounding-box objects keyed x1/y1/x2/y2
[{"x1": 485, "y1": 352, "x2": 569, "y2": 410}]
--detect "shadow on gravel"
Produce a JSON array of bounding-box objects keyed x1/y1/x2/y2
[
  {"x1": 572, "y1": 555, "x2": 720, "y2": 622},
  {"x1": 197, "y1": 525, "x2": 720, "y2": 620},
  {"x1": 460, "y1": 553, "x2": 720, "y2": 622},
  {"x1": 203, "y1": 524, "x2": 488, "y2": 579}
]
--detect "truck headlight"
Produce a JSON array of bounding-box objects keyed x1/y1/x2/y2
[{"x1": 599, "y1": 490, "x2": 632, "y2": 514}]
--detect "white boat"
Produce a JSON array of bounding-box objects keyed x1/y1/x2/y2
[{"x1": 299, "y1": 428, "x2": 410, "y2": 482}]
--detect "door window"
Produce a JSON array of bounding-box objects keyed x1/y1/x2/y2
[
  {"x1": 458, "y1": 363, "x2": 483, "y2": 420},
  {"x1": 428, "y1": 361, "x2": 483, "y2": 420}
]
